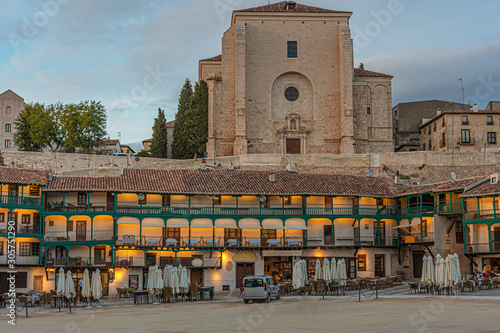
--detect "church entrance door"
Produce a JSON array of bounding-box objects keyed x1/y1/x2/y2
[{"x1": 286, "y1": 139, "x2": 301, "y2": 154}]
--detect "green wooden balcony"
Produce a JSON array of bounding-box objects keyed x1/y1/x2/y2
[
  {"x1": 1, "y1": 195, "x2": 41, "y2": 207},
  {"x1": 435, "y1": 202, "x2": 463, "y2": 214}
]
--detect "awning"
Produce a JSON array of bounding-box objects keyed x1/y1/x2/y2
[
  {"x1": 238, "y1": 218, "x2": 261, "y2": 229},
  {"x1": 262, "y1": 250, "x2": 302, "y2": 257},
  {"x1": 215, "y1": 218, "x2": 237, "y2": 229},
  {"x1": 141, "y1": 218, "x2": 165, "y2": 227},
  {"x1": 117, "y1": 217, "x2": 140, "y2": 225},
  {"x1": 262, "y1": 218, "x2": 284, "y2": 230},
  {"x1": 285, "y1": 218, "x2": 307, "y2": 230},
  {"x1": 167, "y1": 218, "x2": 189, "y2": 228},
  {"x1": 393, "y1": 221, "x2": 422, "y2": 229},
  {"x1": 190, "y1": 218, "x2": 213, "y2": 228}
]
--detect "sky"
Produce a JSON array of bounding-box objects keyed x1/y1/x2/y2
[{"x1": 1, "y1": 0, "x2": 500, "y2": 149}]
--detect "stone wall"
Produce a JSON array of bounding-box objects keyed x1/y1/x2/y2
[{"x1": 3, "y1": 151, "x2": 500, "y2": 182}]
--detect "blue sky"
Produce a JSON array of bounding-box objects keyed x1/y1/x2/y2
[{"x1": 1, "y1": 0, "x2": 500, "y2": 148}]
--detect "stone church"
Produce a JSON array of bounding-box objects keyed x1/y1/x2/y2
[{"x1": 199, "y1": 1, "x2": 393, "y2": 157}]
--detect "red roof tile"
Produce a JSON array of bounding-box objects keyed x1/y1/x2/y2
[
  {"x1": 200, "y1": 55, "x2": 222, "y2": 62},
  {"x1": 354, "y1": 68, "x2": 393, "y2": 78},
  {"x1": 0, "y1": 167, "x2": 48, "y2": 185},
  {"x1": 234, "y1": 2, "x2": 351, "y2": 14}
]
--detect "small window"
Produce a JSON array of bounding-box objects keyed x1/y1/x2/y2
[
  {"x1": 428, "y1": 140, "x2": 432, "y2": 150},
  {"x1": 441, "y1": 132, "x2": 446, "y2": 147},
  {"x1": 462, "y1": 116, "x2": 468, "y2": 124},
  {"x1": 428, "y1": 127, "x2": 431, "y2": 135},
  {"x1": 487, "y1": 116, "x2": 493, "y2": 125},
  {"x1": 394, "y1": 110, "x2": 398, "y2": 117},
  {"x1": 5, "y1": 124, "x2": 11, "y2": 132},
  {"x1": 68, "y1": 220, "x2": 74, "y2": 232},
  {"x1": 367, "y1": 107, "x2": 371, "y2": 115},
  {"x1": 461, "y1": 129, "x2": 470, "y2": 143},
  {"x1": 442, "y1": 118, "x2": 445, "y2": 127},
  {"x1": 48, "y1": 220, "x2": 54, "y2": 227},
  {"x1": 21, "y1": 214, "x2": 31, "y2": 224},
  {"x1": 77, "y1": 192, "x2": 87, "y2": 205},
  {"x1": 213, "y1": 195, "x2": 221, "y2": 205},
  {"x1": 487, "y1": 132, "x2": 496, "y2": 144},
  {"x1": 455, "y1": 221, "x2": 464, "y2": 244},
  {"x1": 287, "y1": 41, "x2": 297, "y2": 58},
  {"x1": 4, "y1": 140, "x2": 11, "y2": 149},
  {"x1": 433, "y1": 123, "x2": 436, "y2": 132},
  {"x1": 19, "y1": 243, "x2": 38, "y2": 256}
]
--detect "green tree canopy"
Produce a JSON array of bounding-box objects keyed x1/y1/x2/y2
[
  {"x1": 191, "y1": 79, "x2": 209, "y2": 156},
  {"x1": 172, "y1": 78, "x2": 193, "y2": 159},
  {"x1": 150, "y1": 108, "x2": 168, "y2": 158}
]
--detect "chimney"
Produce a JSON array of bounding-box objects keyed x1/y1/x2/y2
[
  {"x1": 394, "y1": 171, "x2": 400, "y2": 184},
  {"x1": 228, "y1": 161, "x2": 235, "y2": 171},
  {"x1": 436, "y1": 108, "x2": 441, "y2": 115},
  {"x1": 286, "y1": 162, "x2": 296, "y2": 173},
  {"x1": 200, "y1": 158, "x2": 208, "y2": 171},
  {"x1": 269, "y1": 173, "x2": 276, "y2": 183},
  {"x1": 473, "y1": 103, "x2": 478, "y2": 112}
]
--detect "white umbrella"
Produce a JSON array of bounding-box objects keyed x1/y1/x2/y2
[
  {"x1": 453, "y1": 253, "x2": 462, "y2": 282},
  {"x1": 421, "y1": 255, "x2": 428, "y2": 282},
  {"x1": 301, "y1": 259, "x2": 307, "y2": 284},
  {"x1": 82, "y1": 269, "x2": 91, "y2": 298},
  {"x1": 57, "y1": 267, "x2": 65, "y2": 295},
  {"x1": 180, "y1": 266, "x2": 189, "y2": 293},
  {"x1": 323, "y1": 258, "x2": 331, "y2": 283},
  {"x1": 171, "y1": 267, "x2": 180, "y2": 294},
  {"x1": 65, "y1": 270, "x2": 76, "y2": 299},
  {"x1": 428, "y1": 255, "x2": 435, "y2": 284},
  {"x1": 330, "y1": 258, "x2": 338, "y2": 283},
  {"x1": 163, "y1": 265, "x2": 172, "y2": 288},
  {"x1": 338, "y1": 259, "x2": 347, "y2": 285},
  {"x1": 155, "y1": 267, "x2": 164, "y2": 292},
  {"x1": 314, "y1": 259, "x2": 323, "y2": 281},
  {"x1": 434, "y1": 254, "x2": 442, "y2": 285},
  {"x1": 177, "y1": 264, "x2": 183, "y2": 280},
  {"x1": 91, "y1": 269, "x2": 103, "y2": 301},
  {"x1": 147, "y1": 266, "x2": 155, "y2": 294},
  {"x1": 292, "y1": 261, "x2": 302, "y2": 289}
]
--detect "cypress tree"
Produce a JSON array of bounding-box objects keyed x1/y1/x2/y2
[
  {"x1": 172, "y1": 79, "x2": 193, "y2": 159},
  {"x1": 191, "y1": 79, "x2": 209, "y2": 156},
  {"x1": 150, "y1": 108, "x2": 168, "y2": 158}
]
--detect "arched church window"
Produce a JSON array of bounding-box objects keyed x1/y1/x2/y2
[
  {"x1": 290, "y1": 119, "x2": 296, "y2": 130},
  {"x1": 284, "y1": 87, "x2": 299, "y2": 102}
]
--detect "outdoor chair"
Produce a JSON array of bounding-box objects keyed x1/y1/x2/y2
[
  {"x1": 117, "y1": 288, "x2": 127, "y2": 298},
  {"x1": 394, "y1": 275, "x2": 403, "y2": 285},
  {"x1": 386, "y1": 277, "x2": 394, "y2": 288},
  {"x1": 190, "y1": 283, "x2": 201, "y2": 301},
  {"x1": 481, "y1": 278, "x2": 493, "y2": 290},
  {"x1": 308, "y1": 282, "x2": 315, "y2": 295},
  {"x1": 493, "y1": 278, "x2": 500, "y2": 288},
  {"x1": 40, "y1": 294, "x2": 52, "y2": 308},
  {"x1": 315, "y1": 279, "x2": 326, "y2": 295},
  {"x1": 162, "y1": 287, "x2": 174, "y2": 303},
  {"x1": 346, "y1": 280, "x2": 358, "y2": 291}
]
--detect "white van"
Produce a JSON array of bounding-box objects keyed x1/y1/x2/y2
[{"x1": 242, "y1": 275, "x2": 280, "y2": 303}]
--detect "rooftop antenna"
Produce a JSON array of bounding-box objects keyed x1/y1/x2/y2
[
  {"x1": 118, "y1": 132, "x2": 121, "y2": 142},
  {"x1": 457, "y1": 78, "x2": 465, "y2": 104}
]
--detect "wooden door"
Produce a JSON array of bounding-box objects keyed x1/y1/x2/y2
[
  {"x1": 286, "y1": 139, "x2": 301, "y2": 154},
  {"x1": 493, "y1": 227, "x2": 500, "y2": 251},
  {"x1": 374, "y1": 254, "x2": 386, "y2": 277},
  {"x1": 34, "y1": 275, "x2": 43, "y2": 293},
  {"x1": 191, "y1": 268, "x2": 204, "y2": 285},
  {"x1": 107, "y1": 192, "x2": 114, "y2": 211},
  {"x1": 236, "y1": 263, "x2": 254, "y2": 289},
  {"x1": 412, "y1": 251, "x2": 424, "y2": 279},
  {"x1": 94, "y1": 246, "x2": 106, "y2": 265},
  {"x1": 76, "y1": 221, "x2": 86, "y2": 241},
  {"x1": 324, "y1": 225, "x2": 332, "y2": 246}
]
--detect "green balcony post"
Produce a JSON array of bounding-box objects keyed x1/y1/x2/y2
[
  {"x1": 493, "y1": 197, "x2": 497, "y2": 219},
  {"x1": 357, "y1": 219, "x2": 361, "y2": 246},
  {"x1": 212, "y1": 196, "x2": 215, "y2": 215},
  {"x1": 0, "y1": 183, "x2": 3, "y2": 204},
  {"x1": 164, "y1": 219, "x2": 167, "y2": 246},
  {"x1": 66, "y1": 247, "x2": 69, "y2": 267},
  {"x1": 461, "y1": 198, "x2": 465, "y2": 216},
  {"x1": 332, "y1": 219, "x2": 335, "y2": 246},
  {"x1": 448, "y1": 194, "x2": 452, "y2": 214},
  {"x1": 377, "y1": 219, "x2": 381, "y2": 246},
  {"x1": 66, "y1": 218, "x2": 69, "y2": 241},
  {"x1": 376, "y1": 199, "x2": 380, "y2": 216},
  {"x1": 212, "y1": 220, "x2": 215, "y2": 243},
  {"x1": 113, "y1": 217, "x2": 117, "y2": 241},
  {"x1": 91, "y1": 216, "x2": 94, "y2": 241},
  {"x1": 282, "y1": 220, "x2": 285, "y2": 246},
  {"x1": 463, "y1": 223, "x2": 467, "y2": 254},
  {"x1": 111, "y1": 247, "x2": 114, "y2": 267},
  {"x1": 87, "y1": 191, "x2": 90, "y2": 211},
  {"x1": 188, "y1": 196, "x2": 191, "y2": 215},
  {"x1": 174, "y1": 251, "x2": 178, "y2": 266},
  {"x1": 140, "y1": 195, "x2": 143, "y2": 214},
  {"x1": 89, "y1": 246, "x2": 92, "y2": 267},
  {"x1": 488, "y1": 223, "x2": 492, "y2": 252},
  {"x1": 62, "y1": 192, "x2": 66, "y2": 212},
  {"x1": 305, "y1": 219, "x2": 308, "y2": 246},
  {"x1": 139, "y1": 219, "x2": 142, "y2": 246},
  {"x1": 477, "y1": 198, "x2": 481, "y2": 219},
  {"x1": 188, "y1": 220, "x2": 191, "y2": 245},
  {"x1": 260, "y1": 220, "x2": 263, "y2": 246},
  {"x1": 357, "y1": 197, "x2": 360, "y2": 215}
]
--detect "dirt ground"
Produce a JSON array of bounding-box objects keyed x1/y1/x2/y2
[{"x1": 2, "y1": 296, "x2": 499, "y2": 333}]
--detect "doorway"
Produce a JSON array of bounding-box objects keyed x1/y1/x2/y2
[
  {"x1": 412, "y1": 250, "x2": 425, "y2": 279},
  {"x1": 236, "y1": 263, "x2": 254, "y2": 289},
  {"x1": 191, "y1": 268, "x2": 204, "y2": 285},
  {"x1": 286, "y1": 139, "x2": 301, "y2": 154},
  {"x1": 76, "y1": 221, "x2": 86, "y2": 241},
  {"x1": 492, "y1": 227, "x2": 500, "y2": 251},
  {"x1": 324, "y1": 225, "x2": 332, "y2": 246},
  {"x1": 34, "y1": 275, "x2": 43, "y2": 293},
  {"x1": 94, "y1": 246, "x2": 106, "y2": 265},
  {"x1": 264, "y1": 256, "x2": 293, "y2": 283},
  {"x1": 373, "y1": 221, "x2": 386, "y2": 245},
  {"x1": 374, "y1": 254, "x2": 386, "y2": 277}
]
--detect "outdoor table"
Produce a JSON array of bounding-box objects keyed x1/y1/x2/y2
[
  {"x1": 25, "y1": 295, "x2": 40, "y2": 306},
  {"x1": 133, "y1": 290, "x2": 150, "y2": 304},
  {"x1": 227, "y1": 239, "x2": 238, "y2": 247},
  {"x1": 330, "y1": 285, "x2": 345, "y2": 296},
  {"x1": 199, "y1": 286, "x2": 214, "y2": 301},
  {"x1": 267, "y1": 239, "x2": 280, "y2": 246},
  {"x1": 52, "y1": 295, "x2": 66, "y2": 308},
  {"x1": 287, "y1": 238, "x2": 302, "y2": 246},
  {"x1": 147, "y1": 238, "x2": 159, "y2": 246},
  {"x1": 166, "y1": 238, "x2": 178, "y2": 247},
  {"x1": 206, "y1": 239, "x2": 218, "y2": 247},
  {"x1": 186, "y1": 239, "x2": 198, "y2": 246},
  {"x1": 248, "y1": 239, "x2": 260, "y2": 247}
]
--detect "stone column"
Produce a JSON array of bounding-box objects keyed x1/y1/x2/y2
[{"x1": 234, "y1": 23, "x2": 247, "y2": 155}]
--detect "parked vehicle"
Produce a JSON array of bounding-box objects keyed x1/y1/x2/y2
[
  {"x1": 112, "y1": 153, "x2": 128, "y2": 156},
  {"x1": 242, "y1": 275, "x2": 280, "y2": 303}
]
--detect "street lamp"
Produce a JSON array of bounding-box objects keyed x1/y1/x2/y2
[
  {"x1": 353, "y1": 142, "x2": 357, "y2": 154},
  {"x1": 89, "y1": 131, "x2": 93, "y2": 154}
]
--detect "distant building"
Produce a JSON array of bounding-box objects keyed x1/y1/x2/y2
[
  {"x1": 393, "y1": 100, "x2": 469, "y2": 149},
  {"x1": 142, "y1": 119, "x2": 175, "y2": 158},
  {"x1": 101, "y1": 138, "x2": 121, "y2": 155},
  {"x1": 120, "y1": 144, "x2": 135, "y2": 155},
  {"x1": 486, "y1": 101, "x2": 500, "y2": 110},
  {"x1": 419, "y1": 103, "x2": 500, "y2": 152},
  {"x1": 0, "y1": 89, "x2": 26, "y2": 150}
]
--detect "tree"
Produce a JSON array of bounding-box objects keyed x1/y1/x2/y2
[
  {"x1": 191, "y1": 79, "x2": 209, "y2": 156},
  {"x1": 14, "y1": 103, "x2": 44, "y2": 151},
  {"x1": 149, "y1": 108, "x2": 168, "y2": 158},
  {"x1": 359, "y1": 63, "x2": 365, "y2": 70},
  {"x1": 172, "y1": 79, "x2": 193, "y2": 159},
  {"x1": 135, "y1": 150, "x2": 151, "y2": 157}
]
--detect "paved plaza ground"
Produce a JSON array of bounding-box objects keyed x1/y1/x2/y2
[{"x1": 2, "y1": 284, "x2": 500, "y2": 332}]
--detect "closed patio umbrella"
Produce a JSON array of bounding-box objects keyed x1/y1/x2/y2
[
  {"x1": 330, "y1": 258, "x2": 338, "y2": 284},
  {"x1": 177, "y1": 264, "x2": 183, "y2": 280},
  {"x1": 292, "y1": 262, "x2": 302, "y2": 289},
  {"x1": 428, "y1": 255, "x2": 435, "y2": 284},
  {"x1": 180, "y1": 266, "x2": 189, "y2": 294},
  {"x1": 338, "y1": 259, "x2": 347, "y2": 285},
  {"x1": 453, "y1": 253, "x2": 461, "y2": 282},
  {"x1": 314, "y1": 259, "x2": 323, "y2": 281},
  {"x1": 65, "y1": 270, "x2": 76, "y2": 299},
  {"x1": 323, "y1": 258, "x2": 331, "y2": 283},
  {"x1": 82, "y1": 269, "x2": 91, "y2": 307},
  {"x1": 57, "y1": 267, "x2": 65, "y2": 295},
  {"x1": 147, "y1": 266, "x2": 155, "y2": 294},
  {"x1": 301, "y1": 260, "x2": 307, "y2": 283},
  {"x1": 163, "y1": 265, "x2": 172, "y2": 288},
  {"x1": 92, "y1": 269, "x2": 103, "y2": 305},
  {"x1": 421, "y1": 256, "x2": 428, "y2": 282},
  {"x1": 171, "y1": 267, "x2": 180, "y2": 294},
  {"x1": 434, "y1": 254, "x2": 442, "y2": 285}
]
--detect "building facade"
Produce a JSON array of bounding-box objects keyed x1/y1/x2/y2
[
  {"x1": 199, "y1": 1, "x2": 394, "y2": 158},
  {"x1": 0, "y1": 89, "x2": 25, "y2": 151},
  {"x1": 0, "y1": 166, "x2": 491, "y2": 296},
  {"x1": 419, "y1": 105, "x2": 500, "y2": 152},
  {"x1": 393, "y1": 100, "x2": 469, "y2": 150}
]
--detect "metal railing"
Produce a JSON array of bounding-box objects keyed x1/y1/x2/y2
[
  {"x1": 45, "y1": 200, "x2": 114, "y2": 212},
  {"x1": 399, "y1": 232, "x2": 435, "y2": 244},
  {"x1": 398, "y1": 205, "x2": 435, "y2": 216},
  {"x1": 44, "y1": 230, "x2": 113, "y2": 242},
  {"x1": 0, "y1": 256, "x2": 7, "y2": 265},
  {"x1": 1, "y1": 195, "x2": 41, "y2": 207},
  {"x1": 15, "y1": 256, "x2": 40, "y2": 265},
  {"x1": 16, "y1": 225, "x2": 41, "y2": 234},
  {"x1": 115, "y1": 256, "x2": 145, "y2": 267},
  {"x1": 435, "y1": 202, "x2": 463, "y2": 214}
]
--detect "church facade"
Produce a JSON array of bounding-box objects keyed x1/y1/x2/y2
[{"x1": 199, "y1": 1, "x2": 394, "y2": 158}]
